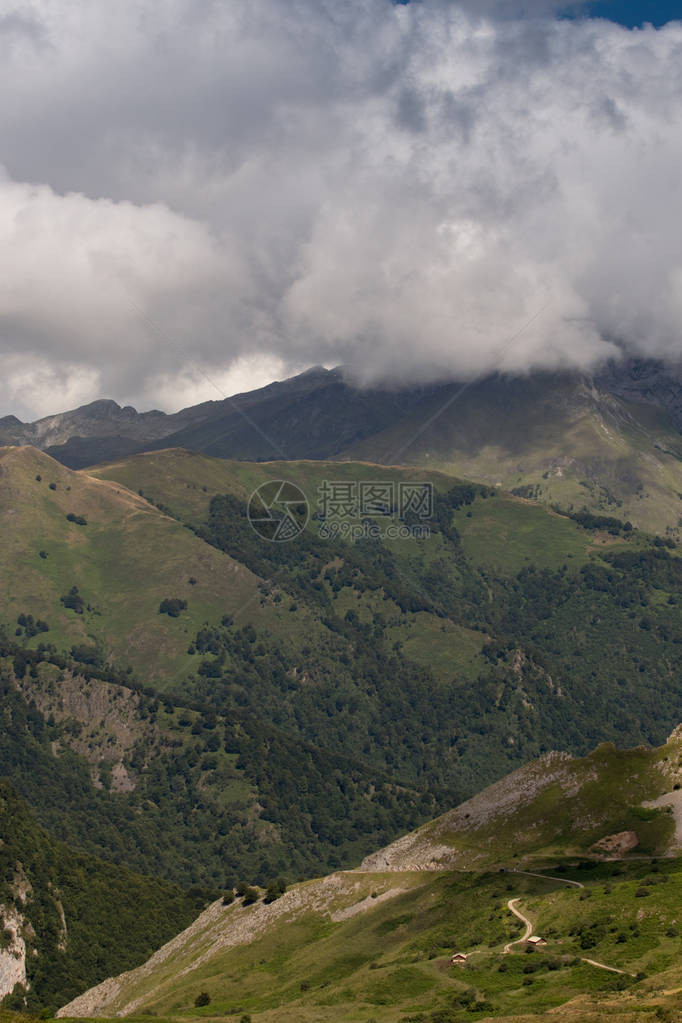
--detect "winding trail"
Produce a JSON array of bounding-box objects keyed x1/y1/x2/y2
[
  {"x1": 581, "y1": 957, "x2": 631, "y2": 976},
  {"x1": 509, "y1": 868, "x2": 584, "y2": 889},
  {"x1": 503, "y1": 898, "x2": 533, "y2": 954},
  {"x1": 502, "y1": 870, "x2": 632, "y2": 975}
]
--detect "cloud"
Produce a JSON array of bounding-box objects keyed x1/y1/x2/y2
[{"x1": 0, "y1": 1, "x2": 681, "y2": 416}]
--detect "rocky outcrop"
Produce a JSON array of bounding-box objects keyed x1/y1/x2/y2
[
  {"x1": 591, "y1": 831, "x2": 639, "y2": 857},
  {"x1": 361, "y1": 751, "x2": 577, "y2": 872},
  {"x1": 0, "y1": 906, "x2": 27, "y2": 1000},
  {"x1": 596, "y1": 357, "x2": 682, "y2": 432}
]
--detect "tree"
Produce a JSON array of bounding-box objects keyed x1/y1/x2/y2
[{"x1": 159, "y1": 598, "x2": 188, "y2": 617}]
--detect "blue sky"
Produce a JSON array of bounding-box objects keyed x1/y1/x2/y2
[{"x1": 582, "y1": 1, "x2": 681, "y2": 27}]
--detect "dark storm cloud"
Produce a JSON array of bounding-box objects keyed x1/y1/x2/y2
[{"x1": 0, "y1": 1, "x2": 680, "y2": 416}]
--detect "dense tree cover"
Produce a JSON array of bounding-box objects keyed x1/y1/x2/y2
[
  {"x1": 195, "y1": 483, "x2": 486, "y2": 616},
  {"x1": 1, "y1": 484, "x2": 682, "y2": 1014},
  {"x1": 0, "y1": 633, "x2": 431, "y2": 892},
  {"x1": 187, "y1": 491, "x2": 682, "y2": 787},
  {"x1": 0, "y1": 781, "x2": 198, "y2": 1013},
  {"x1": 474, "y1": 548, "x2": 682, "y2": 756}
]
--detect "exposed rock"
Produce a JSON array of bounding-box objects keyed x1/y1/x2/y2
[
  {"x1": 57, "y1": 872, "x2": 407, "y2": 1018},
  {"x1": 361, "y1": 751, "x2": 577, "y2": 872},
  {"x1": 0, "y1": 906, "x2": 27, "y2": 1000},
  {"x1": 591, "y1": 831, "x2": 639, "y2": 857},
  {"x1": 643, "y1": 789, "x2": 682, "y2": 851}
]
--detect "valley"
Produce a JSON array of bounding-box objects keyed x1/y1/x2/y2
[
  {"x1": 4, "y1": 0, "x2": 682, "y2": 1016},
  {"x1": 1, "y1": 366, "x2": 682, "y2": 1021}
]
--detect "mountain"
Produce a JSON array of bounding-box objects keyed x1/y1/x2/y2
[
  {"x1": 0, "y1": 456, "x2": 432, "y2": 889},
  {"x1": 4, "y1": 359, "x2": 682, "y2": 533},
  {"x1": 56, "y1": 727, "x2": 682, "y2": 1023},
  {"x1": 91, "y1": 446, "x2": 682, "y2": 776},
  {"x1": 2, "y1": 438, "x2": 682, "y2": 1015},
  {"x1": 4, "y1": 444, "x2": 682, "y2": 890},
  {"x1": 0, "y1": 780, "x2": 198, "y2": 1014},
  {"x1": 596, "y1": 357, "x2": 682, "y2": 432},
  {"x1": 344, "y1": 368, "x2": 682, "y2": 536},
  {"x1": 1, "y1": 366, "x2": 412, "y2": 468}
]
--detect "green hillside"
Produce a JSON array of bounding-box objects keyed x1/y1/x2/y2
[
  {"x1": 4, "y1": 446, "x2": 682, "y2": 939},
  {"x1": 36, "y1": 365, "x2": 682, "y2": 541},
  {"x1": 342, "y1": 373, "x2": 682, "y2": 537},
  {"x1": 55, "y1": 729, "x2": 682, "y2": 1023},
  {"x1": 0, "y1": 446, "x2": 263, "y2": 684},
  {"x1": 0, "y1": 781, "x2": 198, "y2": 1014},
  {"x1": 93, "y1": 448, "x2": 682, "y2": 777}
]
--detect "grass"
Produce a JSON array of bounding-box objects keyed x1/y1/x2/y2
[
  {"x1": 341, "y1": 373, "x2": 682, "y2": 537},
  {"x1": 386, "y1": 613, "x2": 485, "y2": 683},
  {"x1": 451, "y1": 496, "x2": 593, "y2": 574},
  {"x1": 52, "y1": 729, "x2": 682, "y2": 1022},
  {"x1": 57, "y1": 859, "x2": 682, "y2": 1022},
  {"x1": 0, "y1": 446, "x2": 263, "y2": 683}
]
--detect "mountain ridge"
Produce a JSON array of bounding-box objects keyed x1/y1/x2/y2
[{"x1": 4, "y1": 359, "x2": 682, "y2": 534}]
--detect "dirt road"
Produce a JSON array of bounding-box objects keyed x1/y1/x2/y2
[
  {"x1": 509, "y1": 868, "x2": 584, "y2": 889},
  {"x1": 581, "y1": 957, "x2": 631, "y2": 976},
  {"x1": 503, "y1": 898, "x2": 533, "y2": 953}
]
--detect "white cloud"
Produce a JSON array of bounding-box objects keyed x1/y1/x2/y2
[{"x1": 0, "y1": 1, "x2": 681, "y2": 416}]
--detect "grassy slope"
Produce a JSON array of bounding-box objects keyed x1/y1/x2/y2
[
  {"x1": 342, "y1": 376, "x2": 682, "y2": 537},
  {"x1": 89, "y1": 450, "x2": 492, "y2": 688},
  {"x1": 90, "y1": 448, "x2": 607, "y2": 684},
  {"x1": 88, "y1": 448, "x2": 682, "y2": 789},
  {"x1": 361, "y1": 733, "x2": 682, "y2": 872},
  {"x1": 89, "y1": 449, "x2": 451, "y2": 527},
  {"x1": 0, "y1": 446, "x2": 260, "y2": 683},
  {"x1": 57, "y1": 730, "x2": 682, "y2": 1023}
]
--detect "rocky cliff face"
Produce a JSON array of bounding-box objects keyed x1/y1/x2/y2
[
  {"x1": 595, "y1": 357, "x2": 682, "y2": 430},
  {"x1": 0, "y1": 905, "x2": 27, "y2": 1001}
]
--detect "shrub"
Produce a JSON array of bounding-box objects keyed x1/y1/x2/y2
[
  {"x1": 61, "y1": 586, "x2": 85, "y2": 614},
  {"x1": 264, "y1": 879, "x2": 287, "y2": 904},
  {"x1": 66, "y1": 512, "x2": 87, "y2": 525},
  {"x1": 194, "y1": 992, "x2": 210, "y2": 1007},
  {"x1": 159, "y1": 597, "x2": 188, "y2": 617},
  {"x1": 635, "y1": 887, "x2": 652, "y2": 898}
]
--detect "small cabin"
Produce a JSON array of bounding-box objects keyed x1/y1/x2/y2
[
  {"x1": 451, "y1": 952, "x2": 468, "y2": 964},
  {"x1": 526, "y1": 936, "x2": 547, "y2": 948}
]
